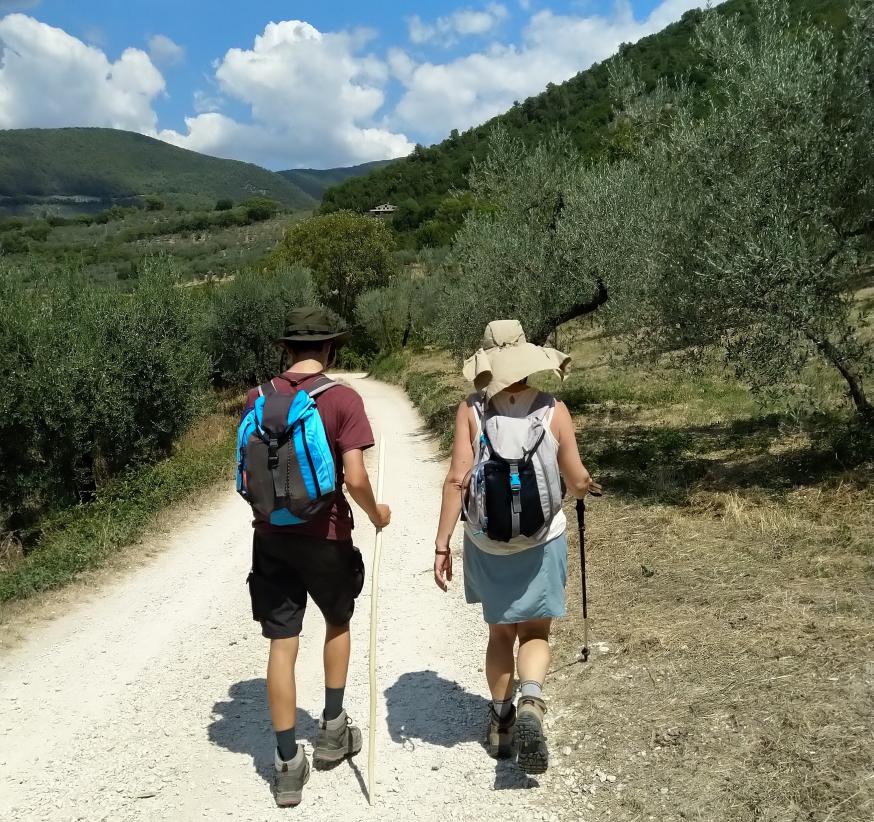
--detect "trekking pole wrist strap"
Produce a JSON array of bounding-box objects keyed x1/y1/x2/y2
[{"x1": 434, "y1": 548, "x2": 451, "y2": 555}]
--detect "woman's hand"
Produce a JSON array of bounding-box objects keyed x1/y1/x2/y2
[{"x1": 434, "y1": 547, "x2": 453, "y2": 591}]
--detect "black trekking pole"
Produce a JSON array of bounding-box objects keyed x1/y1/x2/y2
[{"x1": 576, "y1": 490, "x2": 601, "y2": 663}]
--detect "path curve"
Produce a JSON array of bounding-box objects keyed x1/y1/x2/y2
[{"x1": 0, "y1": 376, "x2": 562, "y2": 821}]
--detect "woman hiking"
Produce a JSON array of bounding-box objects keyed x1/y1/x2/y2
[{"x1": 433, "y1": 320, "x2": 601, "y2": 774}]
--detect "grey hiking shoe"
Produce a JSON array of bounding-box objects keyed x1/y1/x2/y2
[
  {"x1": 273, "y1": 745, "x2": 310, "y2": 807},
  {"x1": 313, "y1": 709, "x2": 362, "y2": 766},
  {"x1": 513, "y1": 696, "x2": 549, "y2": 774},
  {"x1": 486, "y1": 704, "x2": 516, "y2": 759}
]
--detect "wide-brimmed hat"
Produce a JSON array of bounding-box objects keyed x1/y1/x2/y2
[
  {"x1": 276, "y1": 306, "x2": 349, "y2": 347},
  {"x1": 462, "y1": 320, "x2": 571, "y2": 400}
]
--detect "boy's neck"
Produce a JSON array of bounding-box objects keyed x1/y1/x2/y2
[{"x1": 286, "y1": 358, "x2": 325, "y2": 375}]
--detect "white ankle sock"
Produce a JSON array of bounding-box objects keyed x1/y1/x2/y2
[
  {"x1": 520, "y1": 680, "x2": 543, "y2": 699},
  {"x1": 491, "y1": 698, "x2": 514, "y2": 719}
]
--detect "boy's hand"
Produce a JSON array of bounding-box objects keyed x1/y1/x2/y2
[{"x1": 370, "y1": 503, "x2": 391, "y2": 530}]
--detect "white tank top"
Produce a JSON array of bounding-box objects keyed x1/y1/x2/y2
[{"x1": 464, "y1": 388, "x2": 567, "y2": 555}]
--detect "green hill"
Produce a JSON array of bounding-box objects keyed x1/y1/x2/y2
[
  {"x1": 0, "y1": 128, "x2": 315, "y2": 211},
  {"x1": 278, "y1": 159, "x2": 399, "y2": 200},
  {"x1": 321, "y1": 0, "x2": 849, "y2": 243}
]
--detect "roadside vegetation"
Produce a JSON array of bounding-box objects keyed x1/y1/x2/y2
[{"x1": 0, "y1": 258, "x2": 318, "y2": 603}]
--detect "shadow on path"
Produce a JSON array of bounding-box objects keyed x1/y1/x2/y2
[
  {"x1": 384, "y1": 670, "x2": 537, "y2": 791},
  {"x1": 207, "y1": 678, "x2": 318, "y2": 786}
]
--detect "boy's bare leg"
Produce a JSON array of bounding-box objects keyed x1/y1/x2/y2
[{"x1": 267, "y1": 637, "x2": 300, "y2": 748}]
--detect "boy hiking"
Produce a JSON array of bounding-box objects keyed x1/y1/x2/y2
[
  {"x1": 237, "y1": 307, "x2": 391, "y2": 807},
  {"x1": 433, "y1": 320, "x2": 600, "y2": 774}
]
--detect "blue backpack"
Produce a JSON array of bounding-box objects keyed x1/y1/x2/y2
[{"x1": 236, "y1": 375, "x2": 338, "y2": 525}]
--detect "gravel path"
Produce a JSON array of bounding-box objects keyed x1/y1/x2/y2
[{"x1": 0, "y1": 375, "x2": 564, "y2": 821}]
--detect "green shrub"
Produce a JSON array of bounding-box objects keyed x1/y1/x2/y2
[
  {"x1": 242, "y1": 197, "x2": 280, "y2": 222},
  {"x1": 0, "y1": 257, "x2": 209, "y2": 534},
  {"x1": 215, "y1": 198, "x2": 234, "y2": 211},
  {"x1": 0, "y1": 217, "x2": 25, "y2": 234},
  {"x1": 204, "y1": 266, "x2": 319, "y2": 388},
  {"x1": 24, "y1": 222, "x2": 50, "y2": 242},
  {"x1": 0, "y1": 233, "x2": 28, "y2": 254}
]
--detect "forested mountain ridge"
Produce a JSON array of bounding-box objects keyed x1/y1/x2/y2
[
  {"x1": 319, "y1": 0, "x2": 850, "y2": 244},
  {"x1": 0, "y1": 128, "x2": 315, "y2": 210},
  {"x1": 278, "y1": 159, "x2": 398, "y2": 200}
]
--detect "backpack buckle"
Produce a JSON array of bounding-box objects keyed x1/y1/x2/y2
[
  {"x1": 509, "y1": 464, "x2": 523, "y2": 514},
  {"x1": 267, "y1": 437, "x2": 279, "y2": 470}
]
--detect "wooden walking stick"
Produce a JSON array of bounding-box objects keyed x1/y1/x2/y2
[{"x1": 368, "y1": 436, "x2": 386, "y2": 805}]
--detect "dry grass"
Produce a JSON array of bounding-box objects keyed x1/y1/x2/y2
[
  {"x1": 550, "y1": 483, "x2": 874, "y2": 821},
  {"x1": 544, "y1": 328, "x2": 874, "y2": 821}
]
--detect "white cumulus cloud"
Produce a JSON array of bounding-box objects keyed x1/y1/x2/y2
[
  {"x1": 0, "y1": 14, "x2": 164, "y2": 132},
  {"x1": 148, "y1": 33, "x2": 185, "y2": 66},
  {"x1": 159, "y1": 20, "x2": 413, "y2": 169},
  {"x1": 393, "y1": 0, "x2": 705, "y2": 142},
  {"x1": 409, "y1": 3, "x2": 509, "y2": 46}
]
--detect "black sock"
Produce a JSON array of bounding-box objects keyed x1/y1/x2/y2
[
  {"x1": 276, "y1": 727, "x2": 297, "y2": 761},
  {"x1": 324, "y1": 686, "x2": 345, "y2": 721}
]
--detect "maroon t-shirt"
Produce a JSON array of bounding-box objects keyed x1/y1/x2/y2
[{"x1": 243, "y1": 371, "x2": 374, "y2": 541}]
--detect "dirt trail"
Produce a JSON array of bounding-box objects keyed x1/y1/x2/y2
[{"x1": 0, "y1": 375, "x2": 568, "y2": 822}]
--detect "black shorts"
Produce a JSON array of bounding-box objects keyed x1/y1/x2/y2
[{"x1": 247, "y1": 530, "x2": 365, "y2": 639}]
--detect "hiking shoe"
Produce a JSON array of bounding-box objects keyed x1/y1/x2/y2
[
  {"x1": 513, "y1": 696, "x2": 549, "y2": 774},
  {"x1": 273, "y1": 745, "x2": 310, "y2": 807},
  {"x1": 486, "y1": 704, "x2": 517, "y2": 759},
  {"x1": 313, "y1": 709, "x2": 362, "y2": 766}
]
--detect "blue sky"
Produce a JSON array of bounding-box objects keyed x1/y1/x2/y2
[{"x1": 0, "y1": 0, "x2": 703, "y2": 169}]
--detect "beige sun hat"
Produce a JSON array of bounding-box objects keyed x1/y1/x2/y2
[{"x1": 462, "y1": 320, "x2": 571, "y2": 400}]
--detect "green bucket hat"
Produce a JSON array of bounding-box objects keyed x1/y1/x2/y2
[{"x1": 276, "y1": 306, "x2": 349, "y2": 347}]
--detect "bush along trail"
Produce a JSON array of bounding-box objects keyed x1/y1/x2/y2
[{"x1": 0, "y1": 375, "x2": 580, "y2": 822}]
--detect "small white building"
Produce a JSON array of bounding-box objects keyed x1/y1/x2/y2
[{"x1": 368, "y1": 203, "x2": 398, "y2": 218}]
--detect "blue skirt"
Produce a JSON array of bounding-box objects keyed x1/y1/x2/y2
[{"x1": 463, "y1": 532, "x2": 568, "y2": 624}]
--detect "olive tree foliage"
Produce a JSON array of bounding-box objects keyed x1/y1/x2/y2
[
  {"x1": 0, "y1": 258, "x2": 209, "y2": 531},
  {"x1": 356, "y1": 273, "x2": 443, "y2": 352},
  {"x1": 276, "y1": 211, "x2": 396, "y2": 321},
  {"x1": 433, "y1": 128, "x2": 609, "y2": 356},
  {"x1": 204, "y1": 266, "x2": 319, "y2": 388},
  {"x1": 609, "y1": 0, "x2": 874, "y2": 419}
]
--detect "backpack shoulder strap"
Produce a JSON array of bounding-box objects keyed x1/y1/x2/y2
[
  {"x1": 257, "y1": 379, "x2": 278, "y2": 398},
  {"x1": 305, "y1": 375, "x2": 338, "y2": 400}
]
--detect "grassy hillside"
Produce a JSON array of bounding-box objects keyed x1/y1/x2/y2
[
  {"x1": 278, "y1": 159, "x2": 398, "y2": 200},
  {"x1": 0, "y1": 128, "x2": 315, "y2": 211},
  {"x1": 321, "y1": 0, "x2": 849, "y2": 242}
]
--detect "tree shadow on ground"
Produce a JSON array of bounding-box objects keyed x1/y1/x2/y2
[
  {"x1": 384, "y1": 670, "x2": 538, "y2": 791},
  {"x1": 207, "y1": 678, "x2": 319, "y2": 786},
  {"x1": 574, "y1": 413, "x2": 874, "y2": 506}
]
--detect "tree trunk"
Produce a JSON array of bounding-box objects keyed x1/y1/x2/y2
[
  {"x1": 807, "y1": 332, "x2": 874, "y2": 423},
  {"x1": 530, "y1": 279, "x2": 609, "y2": 345},
  {"x1": 401, "y1": 308, "x2": 413, "y2": 348}
]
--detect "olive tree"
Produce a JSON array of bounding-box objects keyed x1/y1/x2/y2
[
  {"x1": 434, "y1": 128, "x2": 609, "y2": 356},
  {"x1": 356, "y1": 272, "x2": 444, "y2": 352},
  {"x1": 610, "y1": 0, "x2": 874, "y2": 420}
]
